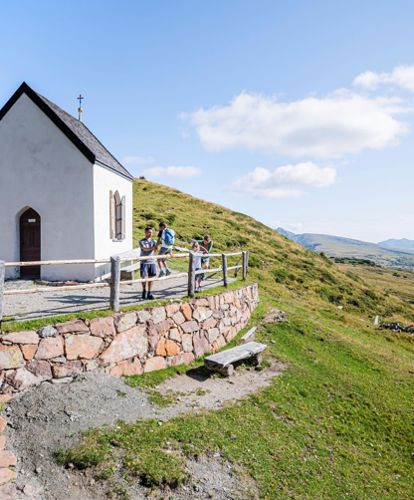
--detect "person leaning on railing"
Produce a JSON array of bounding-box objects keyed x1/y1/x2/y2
[{"x1": 192, "y1": 240, "x2": 208, "y2": 293}]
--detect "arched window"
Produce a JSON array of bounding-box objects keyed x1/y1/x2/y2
[{"x1": 109, "y1": 190, "x2": 126, "y2": 241}]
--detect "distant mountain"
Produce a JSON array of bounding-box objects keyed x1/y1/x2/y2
[
  {"x1": 276, "y1": 228, "x2": 414, "y2": 269},
  {"x1": 378, "y1": 238, "x2": 414, "y2": 254}
]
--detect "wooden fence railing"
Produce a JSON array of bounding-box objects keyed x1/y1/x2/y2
[{"x1": 0, "y1": 249, "x2": 249, "y2": 321}]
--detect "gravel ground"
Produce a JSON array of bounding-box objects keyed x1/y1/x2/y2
[
  {"x1": 4, "y1": 273, "x2": 228, "y2": 321},
  {"x1": 5, "y1": 360, "x2": 285, "y2": 499}
]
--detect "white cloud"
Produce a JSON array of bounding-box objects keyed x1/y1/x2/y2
[
  {"x1": 143, "y1": 165, "x2": 201, "y2": 179},
  {"x1": 354, "y1": 65, "x2": 414, "y2": 92},
  {"x1": 122, "y1": 155, "x2": 154, "y2": 166},
  {"x1": 232, "y1": 162, "x2": 336, "y2": 198},
  {"x1": 187, "y1": 91, "x2": 407, "y2": 158}
]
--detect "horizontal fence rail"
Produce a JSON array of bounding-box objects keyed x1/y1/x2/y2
[{"x1": 0, "y1": 249, "x2": 249, "y2": 321}]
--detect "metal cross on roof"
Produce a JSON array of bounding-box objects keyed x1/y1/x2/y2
[{"x1": 77, "y1": 94, "x2": 84, "y2": 121}]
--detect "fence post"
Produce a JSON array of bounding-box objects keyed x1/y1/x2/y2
[
  {"x1": 188, "y1": 251, "x2": 195, "y2": 297},
  {"x1": 242, "y1": 251, "x2": 249, "y2": 280},
  {"x1": 222, "y1": 253, "x2": 228, "y2": 287},
  {"x1": 110, "y1": 256, "x2": 121, "y2": 312},
  {"x1": 0, "y1": 261, "x2": 5, "y2": 323}
]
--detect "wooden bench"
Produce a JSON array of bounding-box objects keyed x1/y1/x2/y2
[{"x1": 204, "y1": 341, "x2": 267, "y2": 376}]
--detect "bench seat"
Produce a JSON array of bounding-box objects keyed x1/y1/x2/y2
[{"x1": 205, "y1": 341, "x2": 267, "y2": 376}]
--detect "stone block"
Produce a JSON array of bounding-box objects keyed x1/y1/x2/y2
[
  {"x1": 100, "y1": 325, "x2": 148, "y2": 364},
  {"x1": 165, "y1": 339, "x2": 180, "y2": 356},
  {"x1": 193, "y1": 306, "x2": 209, "y2": 322},
  {"x1": 212, "y1": 335, "x2": 226, "y2": 352},
  {"x1": 165, "y1": 303, "x2": 180, "y2": 317},
  {"x1": 35, "y1": 337, "x2": 64, "y2": 360},
  {"x1": 193, "y1": 333, "x2": 210, "y2": 358},
  {"x1": 181, "y1": 334, "x2": 193, "y2": 353},
  {"x1": 155, "y1": 338, "x2": 167, "y2": 356},
  {"x1": 155, "y1": 319, "x2": 172, "y2": 336},
  {"x1": 207, "y1": 328, "x2": 220, "y2": 344},
  {"x1": 1, "y1": 331, "x2": 39, "y2": 345},
  {"x1": 171, "y1": 352, "x2": 195, "y2": 366},
  {"x1": 202, "y1": 317, "x2": 217, "y2": 330},
  {"x1": 114, "y1": 312, "x2": 137, "y2": 333},
  {"x1": 137, "y1": 310, "x2": 152, "y2": 323},
  {"x1": 169, "y1": 328, "x2": 181, "y2": 342},
  {"x1": 20, "y1": 344, "x2": 37, "y2": 361},
  {"x1": 0, "y1": 468, "x2": 16, "y2": 486},
  {"x1": 181, "y1": 303, "x2": 193, "y2": 321},
  {"x1": 7, "y1": 367, "x2": 43, "y2": 390},
  {"x1": 0, "y1": 345, "x2": 24, "y2": 370},
  {"x1": 55, "y1": 320, "x2": 89, "y2": 334},
  {"x1": 172, "y1": 311, "x2": 185, "y2": 325},
  {"x1": 152, "y1": 307, "x2": 167, "y2": 324},
  {"x1": 52, "y1": 361, "x2": 83, "y2": 378},
  {"x1": 108, "y1": 358, "x2": 143, "y2": 377},
  {"x1": 65, "y1": 335, "x2": 103, "y2": 360},
  {"x1": 27, "y1": 360, "x2": 52, "y2": 379},
  {"x1": 194, "y1": 298, "x2": 209, "y2": 307},
  {"x1": 181, "y1": 321, "x2": 199, "y2": 334},
  {"x1": 38, "y1": 325, "x2": 57, "y2": 338},
  {"x1": 0, "y1": 451, "x2": 17, "y2": 468},
  {"x1": 89, "y1": 317, "x2": 116, "y2": 338},
  {"x1": 144, "y1": 356, "x2": 167, "y2": 372}
]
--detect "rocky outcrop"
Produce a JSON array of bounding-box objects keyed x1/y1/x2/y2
[{"x1": 0, "y1": 284, "x2": 259, "y2": 396}]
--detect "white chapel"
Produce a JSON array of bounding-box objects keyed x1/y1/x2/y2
[{"x1": 0, "y1": 82, "x2": 133, "y2": 281}]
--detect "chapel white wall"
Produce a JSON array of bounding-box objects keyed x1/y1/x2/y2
[
  {"x1": 92, "y1": 164, "x2": 133, "y2": 278},
  {"x1": 0, "y1": 94, "x2": 96, "y2": 281}
]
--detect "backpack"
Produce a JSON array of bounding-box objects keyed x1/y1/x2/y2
[{"x1": 164, "y1": 228, "x2": 175, "y2": 246}]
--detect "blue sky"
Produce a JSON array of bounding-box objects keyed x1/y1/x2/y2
[{"x1": 1, "y1": 0, "x2": 413, "y2": 242}]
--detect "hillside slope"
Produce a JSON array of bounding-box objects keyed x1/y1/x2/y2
[
  {"x1": 277, "y1": 228, "x2": 414, "y2": 269},
  {"x1": 135, "y1": 180, "x2": 412, "y2": 319}
]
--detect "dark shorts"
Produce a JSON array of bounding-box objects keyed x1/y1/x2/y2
[
  {"x1": 159, "y1": 247, "x2": 171, "y2": 256},
  {"x1": 140, "y1": 262, "x2": 157, "y2": 278}
]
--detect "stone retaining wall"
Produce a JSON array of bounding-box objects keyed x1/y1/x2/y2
[{"x1": 0, "y1": 284, "x2": 258, "y2": 396}]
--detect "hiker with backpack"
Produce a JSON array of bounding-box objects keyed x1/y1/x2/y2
[{"x1": 157, "y1": 221, "x2": 175, "y2": 277}]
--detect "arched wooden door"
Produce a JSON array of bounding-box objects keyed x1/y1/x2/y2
[{"x1": 19, "y1": 208, "x2": 41, "y2": 279}]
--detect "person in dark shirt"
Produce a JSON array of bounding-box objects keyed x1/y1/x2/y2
[{"x1": 139, "y1": 226, "x2": 158, "y2": 300}]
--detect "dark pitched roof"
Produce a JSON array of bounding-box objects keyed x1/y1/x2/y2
[{"x1": 0, "y1": 82, "x2": 133, "y2": 180}]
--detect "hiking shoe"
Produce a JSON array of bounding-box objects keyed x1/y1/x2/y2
[
  {"x1": 147, "y1": 293, "x2": 155, "y2": 300},
  {"x1": 142, "y1": 290, "x2": 147, "y2": 300},
  {"x1": 158, "y1": 269, "x2": 165, "y2": 277},
  {"x1": 165, "y1": 268, "x2": 172, "y2": 276}
]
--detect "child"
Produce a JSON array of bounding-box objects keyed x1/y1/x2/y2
[
  {"x1": 139, "y1": 226, "x2": 158, "y2": 300},
  {"x1": 192, "y1": 240, "x2": 207, "y2": 293}
]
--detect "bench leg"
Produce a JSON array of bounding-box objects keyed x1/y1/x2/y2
[
  {"x1": 250, "y1": 354, "x2": 261, "y2": 367},
  {"x1": 220, "y1": 364, "x2": 234, "y2": 377}
]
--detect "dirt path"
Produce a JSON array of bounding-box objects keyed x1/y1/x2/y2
[
  {"x1": 4, "y1": 274, "x2": 230, "y2": 321},
  {"x1": 6, "y1": 361, "x2": 285, "y2": 499}
]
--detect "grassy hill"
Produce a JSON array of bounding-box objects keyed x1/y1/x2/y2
[
  {"x1": 134, "y1": 181, "x2": 413, "y2": 320},
  {"x1": 379, "y1": 238, "x2": 414, "y2": 254},
  {"x1": 277, "y1": 228, "x2": 414, "y2": 270},
  {"x1": 61, "y1": 179, "x2": 414, "y2": 499}
]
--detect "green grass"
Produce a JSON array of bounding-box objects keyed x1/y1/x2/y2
[{"x1": 56, "y1": 180, "x2": 414, "y2": 498}]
